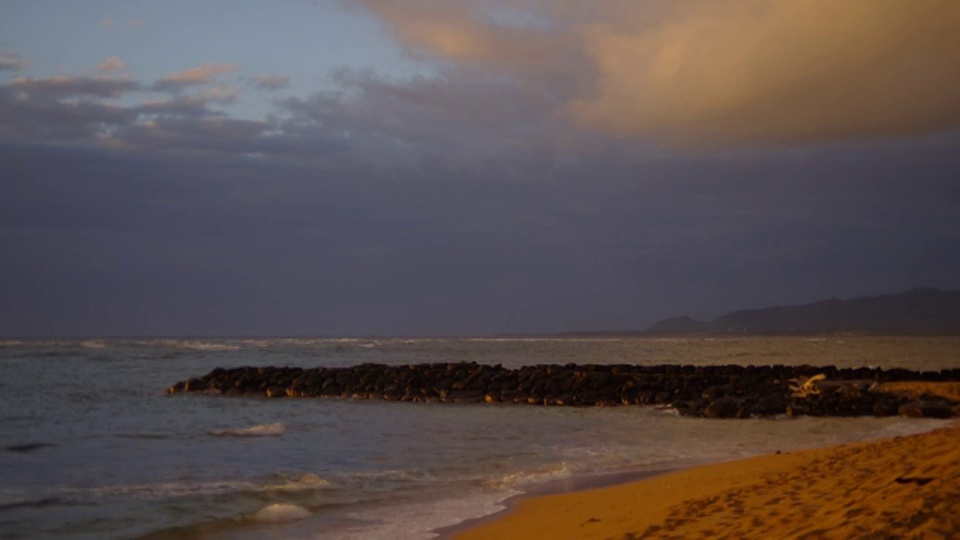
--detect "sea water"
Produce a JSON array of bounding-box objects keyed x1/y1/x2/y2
[{"x1": 0, "y1": 337, "x2": 954, "y2": 539}]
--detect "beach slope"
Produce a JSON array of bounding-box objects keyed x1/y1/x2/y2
[{"x1": 457, "y1": 425, "x2": 959, "y2": 539}]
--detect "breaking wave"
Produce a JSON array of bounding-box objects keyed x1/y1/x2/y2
[
  {"x1": 210, "y1": 423, "x2": 286, "y2": 437},
  {"x1": 246, "y1": 503, "x2": 312, "y2": 523},
  {"x1": 480, "y1": 462, "x2": 573, "y2": 490},
  {"x1": 263, "y1": 472, "x2": 332, "y2": 492},
  {"x1": 148, "y1": 340, "x2": 242, "y2": 352}
]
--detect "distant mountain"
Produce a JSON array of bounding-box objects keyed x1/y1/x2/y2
[{"x1": 647, "y1": 288, "x2": 960, "y2": 335}]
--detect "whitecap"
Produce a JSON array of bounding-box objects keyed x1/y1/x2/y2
[
  {"x1": 265, "y1": 473, "x2": 332, "y2": 491},
  {"x1": 211, "y1": 423, "x2": 286, "y2": 437},
  {"x1": 247, "y1": 503, "x2": 311, "y2": 523},
  {"x1": 149, "y1": 339, "x2": 242, "y2": 351}
]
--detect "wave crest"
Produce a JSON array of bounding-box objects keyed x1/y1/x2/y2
[
  {"x1": 481, "y1": 462, "x2": 572, "y2": 490},
  {"x1": 247, "y1": 503, "x2": 311, "y2": 523},
  {"x1": 265, "y1": 472, "x2": 332, "y2": 491},
  {"x1": 211, "y1": 423, "x2": 286, "y2": 437}
]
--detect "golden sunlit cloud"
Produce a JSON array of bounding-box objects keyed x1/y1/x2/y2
[
  {"x1": 249, "y1": 75, "x2": 291, "y2": 90},
  {"x1": 358, "y1": 0, "x2": 960, "y2": 146},
  {"x1": 97, "y1": 56, "x2": 127, "y2": 73},
  {"x1": 153, "y1": 63, "x2": 238, "y2": 92}
]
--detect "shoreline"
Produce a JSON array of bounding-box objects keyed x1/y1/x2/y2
[
  {"x1": 435, "y1": 468, "x2": 676, "y2": 539},
  {"x1": 452, "y1": 422, "x2": 960, "y2": 539}
]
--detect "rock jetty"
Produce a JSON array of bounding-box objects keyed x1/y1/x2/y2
[{"x1": 167, "y1": 363, "x2": 960, "y2": 419}]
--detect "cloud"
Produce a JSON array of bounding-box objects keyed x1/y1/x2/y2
[
  {"x1": 0, "y1": 73, "x2": 252, "y2": 152},
  {"x1": 9, "y1": 76, "x2": 139, "y2": 99},
  {"x1": 138, "y1": 88, "x2": 237, "y2": 116},
  {"x1": 357, "y1": 0, "x2": 960, "y2": 146},
  {"x1": 153, "y1": 63, "x2": 237, "y2": 92},
  {"x1": 356, "y1": 1, "x2": 586, "y2": 92},
  {"x1": 0, "y1": 85, "x2": 135, "y2": 142},
  {"x1": 0, "y1": 50, "x2": 28, "y2": 72},
  {"x1": 249, "y1": 75, "x2": 291, "y2": 90},
  {"x1": 277, "y1": 67, "x2": 566, "y2": 165},
  {"x1": 2, "y1": 136, "x2": 959, "y2": 335},
  {"x1": 112, "y1": 116, "x2": 270, "y2": 155},
  {"x1": 97, "y1": 56, "x2": 127, "y2": 73},
  {"x1": 569, "y1": 1, "x2": 960, "y2": 145}
]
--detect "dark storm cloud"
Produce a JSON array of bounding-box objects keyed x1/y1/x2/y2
[
  {"x1": 0, "y1": 75, "x2": 271, "y2": 156},
  {"x1": 0, "y1": 84, "x2": 135, "y2": 142},
  {"x1": 1, "y1": 18, "x2": 959, "y2": 336},
  {"x1": 2, "y1": 129, "x2": 959, "y2": 336},
  {"x1": 115, "y1": 117, "x2": 270, "y2": 155}
]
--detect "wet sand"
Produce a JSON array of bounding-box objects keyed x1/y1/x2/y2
[{"x1": 456, "y1": 423, "x2": 960, "y2": 539}]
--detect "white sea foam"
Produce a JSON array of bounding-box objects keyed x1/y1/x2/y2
[
  {"x1": 53, "y1": 473, "x2": 334, "y2": 502},
  {"x1": 247, "y1": 503, "x2": 312, "y2": 523},
  {"x1": 480, "y1": 462, "x2": 572, "y2": 490},
  {"x1": 235, "y1": 339, "x2": 273, "y2": 348},
  {"x1": 148, "y1": 339, "x2": 242, "y2": 351},
  {"x1": 211, "y1": 423, "x2": 286, "y2": 437},
  {"x1": 343, "y1": 469, "x2": 442, "y2": 491},
  {"x1": 265, "y1": 473, "x2": 332, "y2": 491},
  {"x1": 334, "y1": 489, "x2": 516, "y2": 540}
]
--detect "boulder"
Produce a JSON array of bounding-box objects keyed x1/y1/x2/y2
[
  {"x1": 898, "y1": 400, "x2": 955, "y2": 419},
  {"x1": 704, "y1": 398, "x2": 740, "y2": 419}
]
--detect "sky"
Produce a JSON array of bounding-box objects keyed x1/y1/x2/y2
[{"x1": 1, "y1": 0, "x2": 959, "y2": 337}]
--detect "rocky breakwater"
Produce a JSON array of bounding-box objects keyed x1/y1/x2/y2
[{"x1": 167, "y1": 363, "x2": 960, "y2": 419}]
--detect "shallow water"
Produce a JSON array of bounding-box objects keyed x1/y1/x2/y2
[{"x1": 0, "y1": 337, "x2": 955, "y2": 539}]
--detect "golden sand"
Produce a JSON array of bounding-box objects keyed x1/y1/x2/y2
[
  {"x1": 456, "y1": 425, "x2": 960, "y2": 539},
  {"x1": 876, "y1": 381, "x2": 960, "y2": 402}
]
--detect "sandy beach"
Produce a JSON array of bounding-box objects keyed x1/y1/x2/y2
[{"x1": 457, "y1": 422, "x2": 960, "y2": 539}]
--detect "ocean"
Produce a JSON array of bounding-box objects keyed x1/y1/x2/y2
[{"x1": 1, "y1": 337, "x2": 955, "y2": 539}]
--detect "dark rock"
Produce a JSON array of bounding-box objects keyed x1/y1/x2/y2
[
  {"x1": 872, "y1": 397, "x2": 900, "y2": 416},
  {"x1": 166, "y1": 362, "x2": 959, "y2": 419},
  {"x1": 785, "y1": 404, "x2": 809, "y2": 417},
  {"x1": 704, "y1": 398, "x2": 740, "y2": 419},
  {"x1": 898, "y1": 400, "x2": 955, "y2": 419},
  {"x1": 265, "y1": 386, "x2": 286, "y2": 398},
  {"x1": 670, "y1": 400, "x2": 693, "y2": 414},
  {"x1": 754, "y1": 395, "x2": 788, "y2": 416}
]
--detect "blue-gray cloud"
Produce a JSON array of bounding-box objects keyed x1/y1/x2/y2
[
  {"x1": 249, "y1": 75, "x2": 291, "y2": 90},
  {"x1": 0, "y1": 50, "x2": 27, "y2": 72}
]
